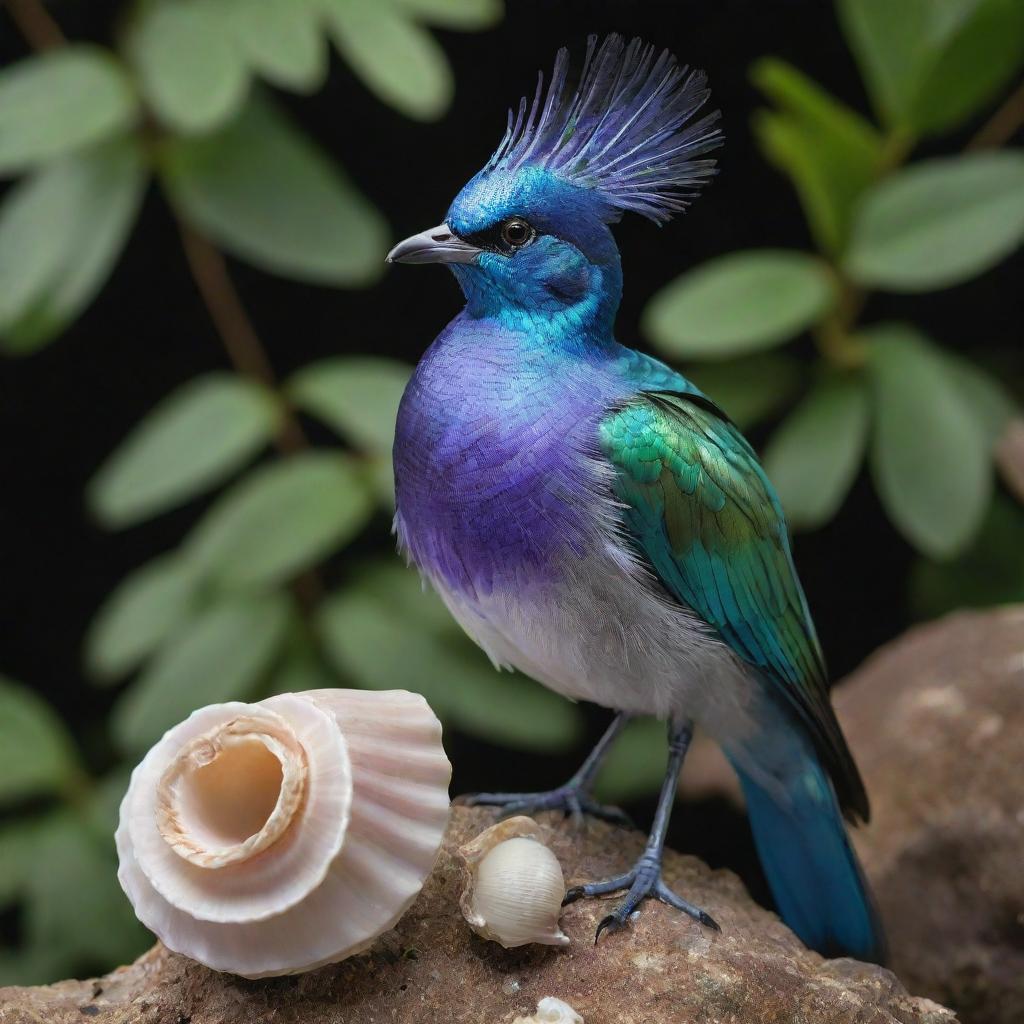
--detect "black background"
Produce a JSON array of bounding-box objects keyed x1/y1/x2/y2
[{"x1": 1, "y1": 0, "x2": 1021, "y2": 902}]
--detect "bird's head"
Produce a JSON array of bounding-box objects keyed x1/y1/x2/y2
[{"x1": 388, "y1": 34, "x2": 721, "y2": 331}]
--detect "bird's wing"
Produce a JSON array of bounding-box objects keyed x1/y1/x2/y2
[{"x1": 599, "y1": 389, "x2": 868, "y2": 820}]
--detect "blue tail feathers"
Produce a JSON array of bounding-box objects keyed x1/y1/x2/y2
[{"x1": 730, "y1": 746, "x2": 887, "y2": 963}]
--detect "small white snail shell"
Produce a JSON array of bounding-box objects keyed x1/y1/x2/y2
[
  {"x1": 513, "y1": 997, "x2": 584, "y2": 1024},
  {"x1": 458, "y1": 816, "x2": 569, "y2": 948},
  {"x1": 116, "y1": 689, "x2": 451, "y2": 979}
]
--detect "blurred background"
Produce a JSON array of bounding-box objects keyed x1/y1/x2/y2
[{"x1": 1, "y1": 0, "x2": 1022, "y2": 987}]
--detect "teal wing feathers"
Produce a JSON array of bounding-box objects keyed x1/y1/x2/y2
[{"x1": 599, "y1": 389, "x2": 868, "y2": 821}]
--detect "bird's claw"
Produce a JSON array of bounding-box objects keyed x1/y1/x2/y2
[
  {"x1": 563, "y1": 855, "x2": 719, "y2": 942},
  {"x1": 457, "y1": 787, "x2": 633, "y2": 829}
]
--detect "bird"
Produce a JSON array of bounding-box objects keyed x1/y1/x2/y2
[{"x1": 387, "y1": 33, "x2": 886, "y2": 963}]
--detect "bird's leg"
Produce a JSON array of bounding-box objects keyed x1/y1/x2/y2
[
  {"x1": 563, "y1": 718, "x2": 720, "y2": 941},
  {"x1": 459, "y1": 712, "x2": 632, "y2": 827}
]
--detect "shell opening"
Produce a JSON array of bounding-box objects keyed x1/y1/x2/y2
[{"x1": 155, "y1": 717, "x2": 307, "y2": 869}]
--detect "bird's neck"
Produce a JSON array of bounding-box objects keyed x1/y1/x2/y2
[{"x1": 451, "y1": 259, "x2": 623, "y2": 348}]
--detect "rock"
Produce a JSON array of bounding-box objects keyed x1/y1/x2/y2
[
  {"x1": 836, "y1": 607, "x2": 1024, "y2": 1024},
  {"x1": 0, "y1": 809, "x2": 953, "y2": 1024}
]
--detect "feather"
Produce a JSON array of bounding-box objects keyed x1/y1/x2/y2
[
  {"x1": 599, "y1": 390, "x2": 870, "y2": 823},
  {"x1": 483, "y1": 34, "x2": 723, "y2": 224}
]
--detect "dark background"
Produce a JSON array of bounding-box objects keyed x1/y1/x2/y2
[{"x1": 1, "y1": 0, "x2": 1021, "y2": 901}]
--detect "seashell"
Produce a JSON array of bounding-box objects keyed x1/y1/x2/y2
[
  {"x1": 458, "y1": 816, "x2": 569, "y2": 948},
  {"x1": 513, "y1": 997, "x2": 585, "y2": 1023},
  {"x1": 116, "y1": 688, "x2": 451, "y2": 978}
]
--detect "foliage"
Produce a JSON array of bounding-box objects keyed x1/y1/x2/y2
[
  {"x1": 0, "y1": 0, "x2": 506, "y2": 352},
  {"x1": 0, "y1": 0, "x2": 524, "y2": 985},
  {"x1": 0, "y1": 678, "x2": 148, "y2": 985},
  {"x1": 644, "y1": 0, "x2": 1024, "y2": 562}
]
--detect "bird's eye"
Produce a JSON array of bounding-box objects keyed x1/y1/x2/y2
[{"x1": 501, "y1": 218, "x2": 534, "y2": 249}]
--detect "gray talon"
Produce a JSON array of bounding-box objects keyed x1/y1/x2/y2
[
  {"x1": 458, "y1": 786, "x2": 631, "y2": 828},
  {"x1": 570, "y1": 863, "x2": 716, "y2": 941}
]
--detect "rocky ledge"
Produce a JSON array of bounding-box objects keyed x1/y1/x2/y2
[{"x1": 0, "y1": 802, "x2": 954, "y2": 1024}]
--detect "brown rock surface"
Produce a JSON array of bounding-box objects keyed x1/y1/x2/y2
[
  {"x1": 0, "y1": 807, "x2": 952, "y2": 1024},
  {"x1": 837, "y1": 606, "x2": 1024, "y2": 1024}
]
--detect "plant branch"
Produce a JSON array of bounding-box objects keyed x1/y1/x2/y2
[
  {"x1": 176, "y1": 220, "x2": 308, "y2": 454},
  {"x1": 4, "y1": 0, "x2": 65, "y2": 50},
  {"x1": 176, "y1": 221, "x2": 325, "y2": 609},
  {"x1": 814, "y1": 271, "x2": 867, "y2": 369},
  {"x1": 11, "y1": 0, "x2": 327, "y2": 611},
  {"x1": 968, "y1": 78, "x2": 1024, "y2": 150}
]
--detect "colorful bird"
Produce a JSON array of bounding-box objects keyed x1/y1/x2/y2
[{"x1": 388, "y1": 34, "x2": 885, "y2": 963}]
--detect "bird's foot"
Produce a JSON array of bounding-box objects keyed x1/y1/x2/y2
[
  {"x1": 457, "y1": 785, "x2": 632, "y2": 829},
  {"x1": 563, "y1": 850, "x2": 720, "y2": 942}
]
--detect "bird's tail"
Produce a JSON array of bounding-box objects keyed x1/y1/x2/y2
[{"x1": 726, "y1": 723, "x2": 887, "y2": 963}]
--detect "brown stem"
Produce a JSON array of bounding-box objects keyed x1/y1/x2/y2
[
  {"x1": 176, "y1": 222, "x2": 324, "y2": 609},
  {"x1": 10, "y1": 1, "x2": 325, "y2": 609},
  {"x1": 814, "y1": 273, "x2": 868, "y2": 369},
  {"x1": 968, "y1": 78, "x2": 1024, "y2": 150},
  {"x1": 176, "y1": 220, "x2": 308, "y2": 454},
  {"x1": 4, "y1": 0, "x2": 65, "y2": 50}
]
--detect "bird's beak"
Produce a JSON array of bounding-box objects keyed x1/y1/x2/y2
[{"x1": 386, "y1": 223, "x2": 482, "y2": 265}]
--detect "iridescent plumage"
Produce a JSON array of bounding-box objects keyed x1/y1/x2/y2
[{"x1": 389, "y1": 34, "x2": 885, "y2": 963}]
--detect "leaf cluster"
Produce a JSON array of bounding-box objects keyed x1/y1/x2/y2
[
  {"x1": 0, "y1": 0, "x2": 556, "y2": 986},
  {"x1": 643, "y1": 0, "x2": 1024, "y2": 568},
  {"x1": 0, "y1": 0, "x2": 504, "y2": 351}
]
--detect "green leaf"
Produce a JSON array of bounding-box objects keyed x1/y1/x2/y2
[
  {"x1": 321, "y1": 0, "x2": 454, "y2": 120},
  {"x1": 0, "y1": 947, "x2": 69, "y2": 989},
  {"x1": 162, "y1": 95, "x2": 388, "y2": 286},
  {"x1": 84, "y1": 766, "x2": 135, "y2": 842},
  {"x1": 368, "y1": 453, "x2": 397, "y2": 508},
  {"x1": 127, "y1": 0, "x2": 249, "y2": 134},
  {"x1": 837, "y1": 0, "x2": 940, "y2": 127},
  {"x1": 838, "y1": 0, "x2": 1024, "y2": 135},
  {"x1": 866, "y1": 325, "x2": 992, "y2": 558},
  {"x1": 943, "y1": 352, "x2": 1018, "y2": 443},
  {"x1": 911, "y1": 0, "x2": 1024, "y2": 135},
  {"x1": 683, "y1": 354, "x2": 803, "y2": 429},
  {"x1": 0, "y1": 138, "x2": 146, "y2": 354},
  {"x1": 24, "y1": 812, "x2": 150, "y2": 974},
  {"x1": 88, "y1": 374, "x2": 280, "y2": 528},
  {"x1": 185, "y1": 453, "x2": 374, "y2": 589},
  {"x1": 318, "y1": 562, "x2": 582, "y2": 751},
  {"x1": 0, "y1": 822, "x2": 34, "y2": 906},
  {"x1": 911, "y1": 495, "x2": 1024, "y2": 619},
  {"x1": 763, "y1": 373, "x2": 870, "y2": 529},
  {"x1": 267, "y1": 644, "x2": 338, "y2": 696},
  {"x1": 113, "y1": 594, "x2": 290, "y2": 751},
  {"x1": 0, "y1": 46, "x2": 138, "y2": 176},
  {"x1": 393, "y1": 0, "x2": 504, "y2": 29},
  {"x1": 593, "y1": 718, "x2": 668, "y2": 803},
  {"x1": 846, "y1": 153, "x2": 1024, "y2": 292},
  {"x1": 0, "y1": 164, "x2": 75, "y2": 330},
  {"x1": 287, "y1": 357, "x2": 412, "y2": 454},
  {"x1": 751, "y1": 59, "x2": 884, "y2": 254},
  {"x1": 228, "y1": 0, "x2": 328, "y2": 93},
  {"x1": 643, "y1": 250, "x2": 835, "y2": 359},
  {"x1": 0, "y1": 678, "x2": 79, "y2": 806},
  {"x1": 85, "y1": 553, "x2": 200, "y2": 683}
]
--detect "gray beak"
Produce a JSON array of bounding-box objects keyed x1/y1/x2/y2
[{"x1": 386, "y1": 223, "x2": 482, "y2": 265}]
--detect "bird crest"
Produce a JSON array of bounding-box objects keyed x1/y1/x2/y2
[{"x1": 483, "y1": 34, "x2": 723, "y2": 225}]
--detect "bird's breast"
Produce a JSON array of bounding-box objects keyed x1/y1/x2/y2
[{"x1": 392, "y1": 318, "x2": 611, "y2": 599}]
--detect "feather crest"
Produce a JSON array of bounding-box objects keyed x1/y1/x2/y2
[{"x1": 485, "y1": 34, "x2": 723, "y2": 224}]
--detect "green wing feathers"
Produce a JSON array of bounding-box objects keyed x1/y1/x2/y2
[{"x1": 600, "y1": 391, "x2": 868, "y2": 821}]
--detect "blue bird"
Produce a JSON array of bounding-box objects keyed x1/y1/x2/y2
[{"x1": 387, "y1": 34, "x2": 886, "y2": 962}]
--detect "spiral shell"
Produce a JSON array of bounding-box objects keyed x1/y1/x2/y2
[
  {"x1": 458, "y1": 817, "x2": 569, "y2": 948},
  {"x1": 116, "y1": 689, "x2": 451, "y2": 978}
]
